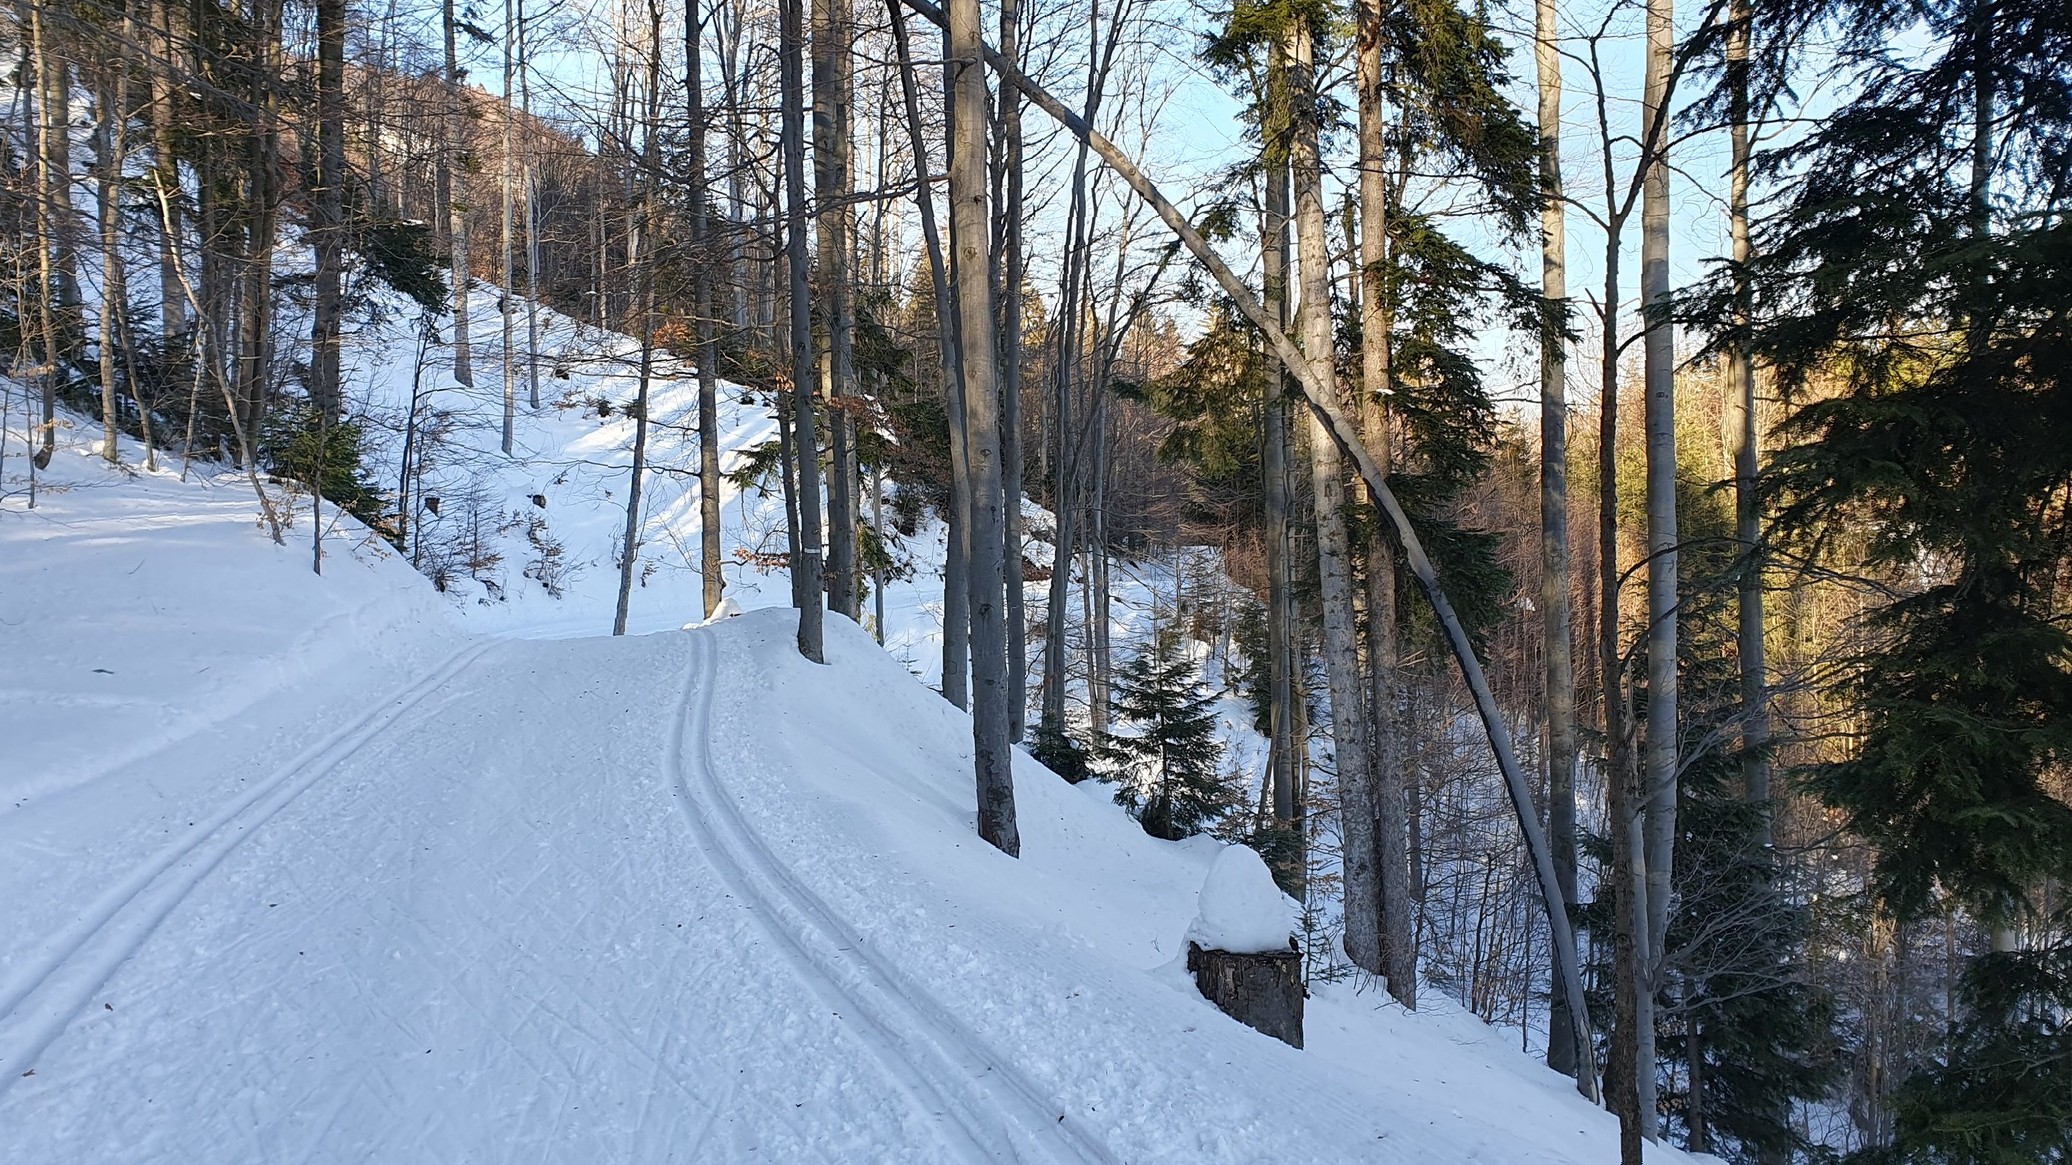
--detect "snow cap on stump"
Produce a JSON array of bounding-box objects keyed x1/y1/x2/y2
[{"x1": 1187, "y1": 844, "x2": 1299, "y2": 954}]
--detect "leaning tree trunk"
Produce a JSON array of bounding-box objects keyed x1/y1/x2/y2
[{"x1": 1535, "y1": 0, "x2": 1584, "y2": 1086}]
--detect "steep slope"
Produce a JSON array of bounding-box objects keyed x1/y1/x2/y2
[{"x1": 1, "y1": 434, "x2": 1686, "y2": 1162}]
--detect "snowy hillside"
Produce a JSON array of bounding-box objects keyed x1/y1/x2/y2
[{"x1": 0, "y1": 428, "x2": 1688, "y2": 1160}]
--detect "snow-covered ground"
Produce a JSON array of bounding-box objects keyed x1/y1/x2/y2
[{"x1": 0, "y1": 281, "x2": 1690, "y2": 1160}]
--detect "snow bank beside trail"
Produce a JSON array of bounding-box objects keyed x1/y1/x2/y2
[
  {"x1": 1187, "y1": 845, "x2": 1299, "y2": 953},
  {"x1": 704, "y1": 609, "x2": 1694, "y2": 1164}
]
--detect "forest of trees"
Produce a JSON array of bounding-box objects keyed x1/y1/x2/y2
[{"x1": 2, "y1": 0, "x2": 2067, "y2": 1157}]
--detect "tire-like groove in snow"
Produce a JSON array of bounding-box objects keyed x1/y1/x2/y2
[
  {"x1": 669, "y1": 631, "x2": 1119, "y2": 1165},
  {"x1": 0, "y1": 639, "x2": 498, "y2": 1088}
]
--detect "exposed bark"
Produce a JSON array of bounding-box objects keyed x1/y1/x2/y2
[
  {"x1": 311, "y1": 0, "x2": 348, "y2": 420},
  {"x1": 1641, "y1": 0, "x2": 1679, "y2": 1011},
  {"x1": 1535, "y1": 0, "x2": 1583, "y2": 1083},
  {"x1": 149, "y1": 0, "x2": 185, "y2": 347},
  {"x1": 1292, "y1": 17, "x2": 1355, "y2": 921},
  {"x1": 996, "y1": 0, "x2": 1027, "y2": 741},
  {"x1": 948, "y1": 0, "x2": 1019, "y2": 854},
  {"x1": 1354, "y1": 0, "x2": 1415, "y2": 1008},
  {"x1": 782, "y1": 0, "x2": 827, "y2": 661},
  {"x1": 498, "y1": 0, "x2": 517, "y2": 454},
  {"x1": 689, "y1": 0, "x2": 726, "y2": 620},
  {"x1": 814, "y1": 0, "x2": 860, "y2": 622},
  {"x1": 96, "y1": 41, "x2": 129, "y2": 464}
]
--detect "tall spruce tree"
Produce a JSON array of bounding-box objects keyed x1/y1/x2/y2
[
  {"x1": 1730, "y1": 0, "x2": 2072, "y2": 1157},
  {"x1": 1102, "y1": 628, "x2": 1237, "y2": 842}
]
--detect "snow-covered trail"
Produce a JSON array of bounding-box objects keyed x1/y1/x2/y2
[
  {"x1": 671, "y1": 632, "x2": 1113, "y2": 1165},
  {"x1": 0, "y1": 631, "x2": 985, "y2": 1163}
]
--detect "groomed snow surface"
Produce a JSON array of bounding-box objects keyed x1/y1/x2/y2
[{"x1": 2, "y1": 292, "x2": 1690, "y2": 1160}]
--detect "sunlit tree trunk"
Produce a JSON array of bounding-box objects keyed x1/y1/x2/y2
[{"x1": 947, "y1": 0, "x2": 1019, "y2": 854}]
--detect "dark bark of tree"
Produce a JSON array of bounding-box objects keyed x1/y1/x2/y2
[
  {"x1": 782, "y1": 0, "x2": 827, "y2": 661},
  {"x1": 995, "y1": 0, "x2": 1027, "y2": 742},
  {"x1": 814, "y1": 0, "x2": 860, "y2": 622},
  {"x1": 311, "y1": 0, "x2": 348, "y2": 420}
]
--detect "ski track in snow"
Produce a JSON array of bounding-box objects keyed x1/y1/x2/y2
[
  {"x1": 0, "y1": 640, "x2": 495, "y2": 1091},
  {"x1": 669, "y1": 631, "x2": 1116, "y2": 1165}
]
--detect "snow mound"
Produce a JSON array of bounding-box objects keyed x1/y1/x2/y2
[{"x1": 1187, "y1": 844, "x2": 1298, "y2": 953}]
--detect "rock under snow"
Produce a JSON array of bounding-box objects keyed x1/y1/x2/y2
[{"x1": 1187, "y1": 844, "x2": 1299, "y2": 953}]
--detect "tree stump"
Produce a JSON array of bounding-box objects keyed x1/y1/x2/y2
[{"x1": 1187, "y1": 941, "x2": 1303, "y2": 1048}]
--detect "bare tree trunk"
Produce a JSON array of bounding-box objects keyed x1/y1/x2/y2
[
  {"x1": 1292, "y1": 17, "x2": 1354, "y2": 917},
  {"x1": 1354, "y1": 0, "x2": 1414, "y2": 1007},
  {"x1": 947, "y1": 0, "x2": 1019, "y2": 855},
  {"x1": 239, "y1": 0, "x2": 284, "y2": 454},
  {"x1": 311, "y1": 0, "x2": 348, "y2": 420},
  {"x1": 96, "y1": 39, "x2": 130, "y2": 463},
  {"x1": 439, "y1": 0, "x2": 472, "y2": 381},
  {"x1": 1635, "y1": 0, "x2": 1677, "y2": 1138},
  {"x1": 149, "y1": 0, "x2": 185, "y2": 346},
  {"x1": 689, "y1": 0, "x2": 726, "y2": 620},
  {"x1": 782, "y1": 0, "x2": 827, "y2": 661},
  {"x1": 996, "y1": 0, "x2": 1027, "y2": 742},
  {"x1": 498, "y1": 0, "x2": 517, "y2": 454},
  {"x1": 1535, "y1": 0, "x2": 1583, "y2": 1084},
  {"x1": 1640, "y1": 0, "x2": 1679, "y2": 1016},
  {"x1": 519, "y1": 1, "x2": 540, "y2": 411},
  {"x1": 814, "y1": 0, "x2": 860, "y2": 622},
  {"x1": 615, "y1": 0, "x2": 666, "y2": 637}
]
